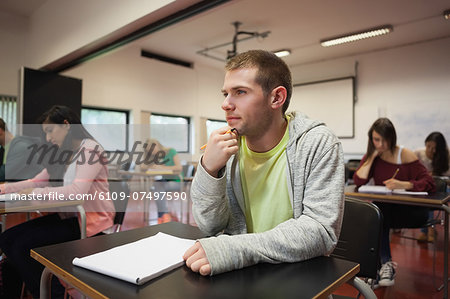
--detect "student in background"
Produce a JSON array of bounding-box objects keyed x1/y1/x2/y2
[
  {"x1": 140, "y1": 138, "x2": 182, "y2": 223},
  {"x1": 353, "y1": 117, "x2": 435, "y2": 288},
  {"x1": 183, "y1": 50, "x2": 345, "y2": 277},
  {"x1": 415, "y1": 131, "x2": 450, "y2": 242},
  {"x1": 0, "y1": 118, "x2": 43, "y2": 182},
  {"x1": 0, "y1": 105, "x2": 115, "y2": 298}
]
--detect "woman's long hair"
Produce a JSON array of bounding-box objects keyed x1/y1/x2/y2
[
  {"x1": 38, "y1": 105, "x2": 94, "y2": 186},
  {"x1": 425, "y1": 132, "x2": 449, "y2": 176},
  {"x1": 366, "y1": 118, "x2": 397, "y2": 158}
]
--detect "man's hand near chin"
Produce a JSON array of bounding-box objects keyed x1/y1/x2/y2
[{"x1": 183, "y1": 241, "x2": 211, "y2": 276}]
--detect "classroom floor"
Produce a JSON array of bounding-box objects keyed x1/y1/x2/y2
[{"x1": 4, "y1": 189, "x2": 449, "y2": 299}]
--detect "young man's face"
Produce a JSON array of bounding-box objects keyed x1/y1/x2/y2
[{"x1": 221, "y1": 67, "x2": 272, "y2": 137}]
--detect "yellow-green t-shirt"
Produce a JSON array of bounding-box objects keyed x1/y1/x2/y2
[
  {"x1": 3, "y1": 141, "x2": 11, "y2": 164},
  {"x1": 239, "y1": 119, "x2": 293, "y2": 233}
]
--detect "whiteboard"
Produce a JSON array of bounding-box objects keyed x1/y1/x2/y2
[
  {"x1": 290, "y1": 77, "x2": 354, "y2": 138},
  {"x1": 389, "y1": 99, "x2": 450, "y2": 150}
]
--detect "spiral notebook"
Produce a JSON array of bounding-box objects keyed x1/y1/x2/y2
[{"x1": 72, "y1": 232, "x2": 196, "y2": 285}]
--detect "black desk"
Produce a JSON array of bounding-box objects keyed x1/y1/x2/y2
[
  {"x1": 32, "y1": 222, "x2": 359, "y2": 299},
  {"x1": 0, "y1": 199, "x2": 87, "y2": 238}
]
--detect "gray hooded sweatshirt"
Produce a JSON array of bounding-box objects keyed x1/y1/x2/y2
[{"x1": 192, "y1": 112, "x2": 345, "y2": 275}]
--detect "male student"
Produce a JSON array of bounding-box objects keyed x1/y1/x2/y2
[
  {"x1": 0, "y1": 118, "x2": 43, "y2": 182},
  {"x1": 183, "y1": 50, "x2": 345, "y2": 275}
]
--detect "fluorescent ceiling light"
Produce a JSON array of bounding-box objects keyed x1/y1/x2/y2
[
  {"x1": 320, "y1": 25, "x2": 393, "y2": 47},
  {"x1": 444, "y1": 9, "x2": 450, "y2": 20},
  {"x1": 274, "y1": 49, "x2": 291, "y2": 57}
]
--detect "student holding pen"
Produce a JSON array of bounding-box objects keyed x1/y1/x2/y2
[
  {"x1": 183, "y1": 50, "x2": 345, "y2": 277},
  {"x1": 353, "y1": 117, "x2": 435, "y2": 288},
  {"x1": 0, "y1": 105, "x2": 115, "y2": 298}
]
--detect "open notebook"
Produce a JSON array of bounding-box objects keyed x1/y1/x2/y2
[
  {"x1": 358, "y1": 185, "x2": 428, "y2": 196},
  {"x1": 72, "y1": 232, "x2": 196, "y2": 285}
]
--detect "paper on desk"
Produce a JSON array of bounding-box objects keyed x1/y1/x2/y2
[
  {"x1": 358, "y1": 185, "x2": 428, "y2": 195},
  {"x1": 391, "y1": 190, "x2": 428, "y2": 196},
  {"x1": 0, "y1": 193, "x2": 19, "y2": 201},
  {"x1": 72, "y1": 232, "x2": 196, "y2": 285}
]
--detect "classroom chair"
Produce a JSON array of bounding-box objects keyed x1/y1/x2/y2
[
  {"x1": 332, "y1": 197, "x2": 383, "y2": 299},
  {"x1": 108, "y1": 178, "x2": 131, "y2": 232},
  {"x1": 156, "y1": 163, "x2": 195, "y2": 224},
  {"x1": 345, "y1": 159, "x2": 361, "y2": 185}
]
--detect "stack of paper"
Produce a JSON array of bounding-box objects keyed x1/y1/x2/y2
[
  {"x1": 358, "y1": 185, "x2": 428, "y2": 195},
  {"x1": 72, "y1": 232, "x2": 196, "y2": 285}
]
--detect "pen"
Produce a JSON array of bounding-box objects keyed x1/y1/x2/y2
[
  {"x1": 391, "y1": 168, "x2": 399, "y2": 179},
  {"x1": 200, "y1": 128, "x2": 237, "y2": 150}
]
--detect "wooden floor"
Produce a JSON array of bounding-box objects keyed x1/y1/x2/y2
[{"x1": 4, "y1": 189, "x2": 449, "y2": 299}]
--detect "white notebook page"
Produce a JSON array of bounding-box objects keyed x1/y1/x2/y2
[{"x1": 73, "y1": 232, "x2": 196, "y2": 285}]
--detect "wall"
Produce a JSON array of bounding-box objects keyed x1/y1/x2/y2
[
  {"x1": 0, "y1": 11, "x2": 28, "y2": 95},
  {"x1": 65, "y1": 37, "x2": 450, "y2": 160},
  {"x1": 63, "y1": 45, "x2": 224, "y2": 160},
  {"x1": 290, "y1": 37, "x2": 450, "y2": 156}
]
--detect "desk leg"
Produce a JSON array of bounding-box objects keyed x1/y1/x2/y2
[
  {"x1": 40, "y1": 267, "x2": 87, "y2": 299},
  {"x1": 442, "y1": 206, "x2": 449, "y2": 298},
  {"x1": 144, "y1": 177, "x2": 150, "y2": 223},
  {"x1": 40, "y1": 267, "x2": 52, "y2": 299},
  {"x1": 1, "y1": 214, "x2": 6, "y2": 232},
  {"x1": 76, "y1": 205, "x2": 87, "y2": 239},
  {"x1": 348, "y1": 277, "x2": 377, "y2": 299}
]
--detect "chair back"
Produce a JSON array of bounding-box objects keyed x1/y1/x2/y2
[
  {"x1": 433, "y1": 177, "x2": 447, "y2": 192},
  {"x1": 182, "y1": 164, "x2": 195, "y2": 179},
  {"x1": 108, "y1": 179, "x2": 131, "y2": 226},
  {"x1": 345, "y1": 159, "x2": 361, "y2": 184},
  {"x1": 331, "y1": 197, "x2": 383, "y2": 279}
]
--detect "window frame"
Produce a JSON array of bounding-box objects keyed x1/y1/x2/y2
[
  {"x1": 81, "y1": 106, "x2": 130, "y2": 152},
  {"x1": 150, "y1": 112, "x2": 191, "y2": 153}
]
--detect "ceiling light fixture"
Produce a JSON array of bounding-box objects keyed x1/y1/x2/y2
[
  {"x1": 274, "y1": 49, "x2": 291, "y2": 57},
  {"x1": 444, "y1": 9, "x2": 450, "y2": 20},
  {"x1": 320, "y1": 25, "x2": 393, "y2": 47}
]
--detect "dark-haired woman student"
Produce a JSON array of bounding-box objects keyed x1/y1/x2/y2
[
  {"x1": 415, "y1": 131, "x2": 450, "y2": 242},
  {"x1": 0, "y1": 105, "x2": 115, "y2": 298},
  {"x1": 353, "y1": 118, "x2": 435, "y2": 288}
]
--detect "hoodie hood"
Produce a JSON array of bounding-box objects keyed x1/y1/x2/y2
[{"x1": 286, "y1": 111, "x2": 325, "y2": 147}]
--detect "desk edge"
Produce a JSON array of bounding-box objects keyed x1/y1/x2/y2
[{"x1": 31, "y1": 249, "x2": 108, "y2": 299}]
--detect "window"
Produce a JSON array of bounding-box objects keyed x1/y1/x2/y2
[
  {"x1": 150, "y1": 113, "x2": 190, "y2": 153},
  {"x1": 81, "y1": 107, "x2": 129, "y2": 151},
  {"x1": 0, "y1": 95, "x2": 17, "y2": 135},
  {"x1": 206, "y1": 119, "x2": 227, "y2": 140}
]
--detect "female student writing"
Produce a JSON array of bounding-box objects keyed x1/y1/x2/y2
[
  {"x1": 0, "y1": 105, "x2": 115, "y2": 298},
  {"x1": 415, "y1": 131, "x2": 450, "y2": 242},
  {"x1": 353, "y1": 118, "x2": 435, "y2": 288}
]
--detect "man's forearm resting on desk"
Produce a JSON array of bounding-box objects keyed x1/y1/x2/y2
[{"x1": 184, "y1": 134, "x2": 344, "y2": 276}]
